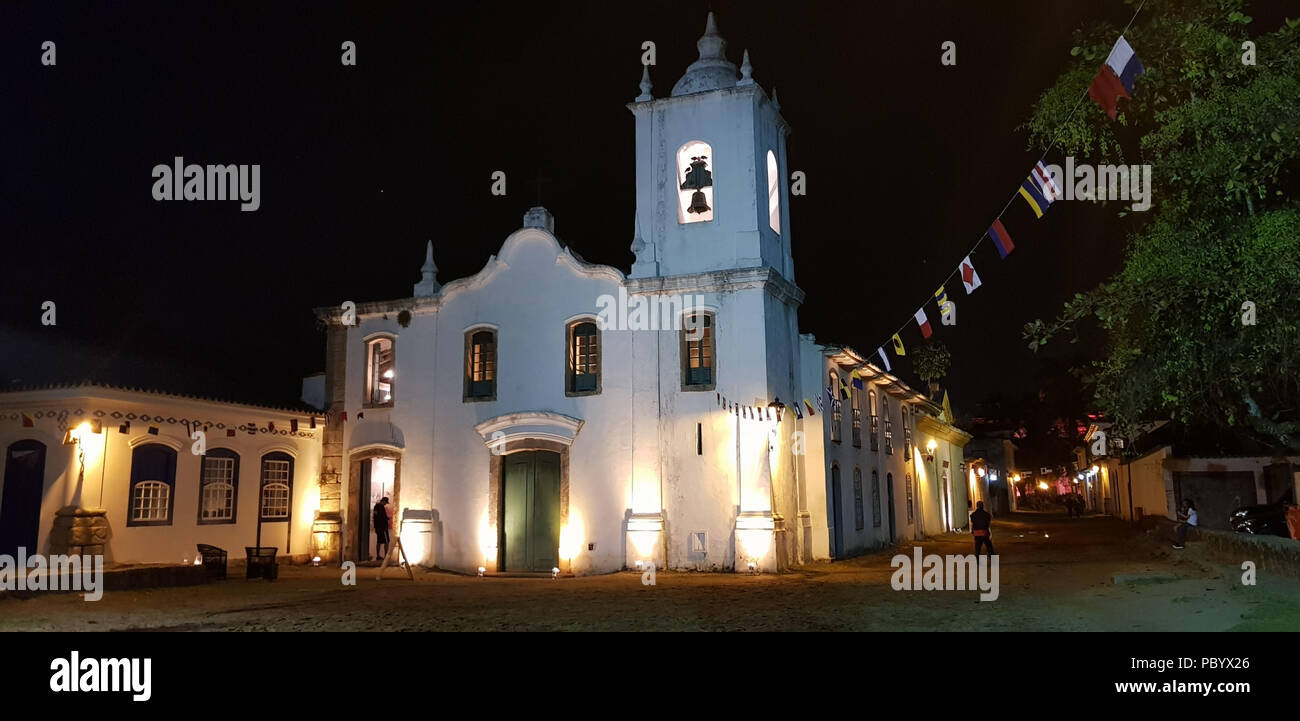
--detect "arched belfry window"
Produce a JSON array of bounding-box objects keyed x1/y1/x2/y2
[
  {"x1": 677, "y1": 141, "x2": 714, "y2": 224},
  {"x1": 767, "y1": 150, "x2": 780, "y2": 234}
]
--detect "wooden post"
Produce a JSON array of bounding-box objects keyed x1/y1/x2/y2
[{"x1": 377, "y1": 537, "x2": 413, "y2": 580}]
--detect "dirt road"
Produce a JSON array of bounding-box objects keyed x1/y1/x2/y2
[{"x1": 3, "y1": 512, "x2": 1297, "y2": 631}]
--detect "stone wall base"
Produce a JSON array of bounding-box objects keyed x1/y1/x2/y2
[{"x1": 49, "y1": 506, "x2": 111, "y2": 557}]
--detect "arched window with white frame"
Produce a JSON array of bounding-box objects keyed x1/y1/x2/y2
[
  {"x1": 128, "y1": 444, "x2": 176, "y2": 526},
  {"x1": 259, "y1": 452, "x2": 294, "y2": 522},
  {"x1": 198, "y1": 447, "x2": 239, "y2": 525}
]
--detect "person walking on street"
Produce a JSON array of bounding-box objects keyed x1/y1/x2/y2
[{"x1": 970, "y1": 500, "x2": 995, "y2": 558}]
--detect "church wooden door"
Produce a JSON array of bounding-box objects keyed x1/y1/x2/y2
[{"x1": 501, "y1": 451, "x2": 561, "y2": 572}]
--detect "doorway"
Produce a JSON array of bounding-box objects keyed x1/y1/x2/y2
[
  {"x1": 0, "y1": 440, "x2": 46, "y2": 556},
  {"x1": 886, "y1": 472, "x2": 897, "y2": 542},
  {"x1": 829, "y1": 465, "x2": 843, "y2": 559},
  {"x1": 357, "y1": 457, "x2": 397, "y2": 561},
  {"x1": 500, "y1": 451, "x2": 560, "y2": 572},
  {"x1": 346, "y1": 450, "x2": 401, "y2": 563}
]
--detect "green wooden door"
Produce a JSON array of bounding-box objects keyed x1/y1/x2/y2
[{"x1": 501, "y1": 451, "x2": 561, "y2": 572}]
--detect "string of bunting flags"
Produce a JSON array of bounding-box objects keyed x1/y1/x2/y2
[
  {"x1": 861, "y1": 4, "x2": 1148, "y2": 376},
  {"x1": 714, "y1": 364, "x2": 888, "y2": 425},
  {"x1": 7, "y1": 406, "x2": 321, "y2": 439}
]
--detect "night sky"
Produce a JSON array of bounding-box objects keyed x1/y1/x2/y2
[{"x1": 0, "y1": 1, "x2": 1285, "y2": 416}]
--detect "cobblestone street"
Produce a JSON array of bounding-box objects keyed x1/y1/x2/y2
[{"x1": 3, "y1": 513, "x2": 1297, "y2": 631}]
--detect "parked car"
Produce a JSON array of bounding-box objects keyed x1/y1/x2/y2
[{"x1": 1229, "y1": 496, "x2": 1295, "y2": 538}]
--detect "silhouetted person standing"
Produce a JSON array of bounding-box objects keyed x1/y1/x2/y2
[
  {"x1": 373, "y1": 496, "x2": 391, "y2": 561},
  {"x1": 970, "y1": 500, "x2": 995, "y2": 558}
]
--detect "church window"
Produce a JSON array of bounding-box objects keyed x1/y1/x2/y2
[
  {"x1": 677, "y1": 141, "x2": 714, "y2": 224},
  {"x1": 364, "y1": 335, "x2": 395, "y2": 407},
  {"x1": 465, "y1": 328, "x2": 497, "y2": 401},
  {"x1": 903, "y1": 418, "x2": 913, "y2": 461},
  {"x1": 259, "y1": 452, "x2": 293, "y2": 521},
  {"x1": 198, "y1": 448, "x2": 239, "y2": 524},
  {"x1": 767, "y1": 150, "x2": 780, "y2": 234},
  {"x1": 681, "y1": 313, "x2": 714, "y2": 389},
  {"x1": 567, "y1": 320, "x2": 600, "y2": 395}
]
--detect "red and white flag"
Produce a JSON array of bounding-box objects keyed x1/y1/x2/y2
[
  {"x1": 959, "y1": 256, "x2": 982, "y2": 294},
  {"x1": 914, "y1": 308, "x2": 932, "y2": 339}
]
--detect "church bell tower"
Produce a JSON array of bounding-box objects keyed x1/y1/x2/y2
[{"x1": 628, "y1": 13, "x2": 794, "y2": 283}]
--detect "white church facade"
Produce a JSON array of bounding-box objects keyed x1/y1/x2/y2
[
  {"x1": 309, "y1": 14, "x2": 969, "y2": 575},
  {"x1": 0, "y1": 14, "x2": 969, "y2": 573}
]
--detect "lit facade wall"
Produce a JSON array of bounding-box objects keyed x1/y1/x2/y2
[{"x1": 0, "y1": 388, "x2": 321, "y2": 563}]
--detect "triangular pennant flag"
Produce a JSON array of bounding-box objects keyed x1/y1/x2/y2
[
  {"x1": 816, "y1": 393, "x2": 825, "y2": 413},
  {"x1": 21, "y1": 413, "x2": 34, "y2": 428},
  {"x1": 914, "y1": 308, "x2": 933, "y2": 339},
  {"x1": 877, "y1": 347, "x2": 892, "y2": 372},
  {"x1": 803, "y1": 399, "x2": 816, "y2": 417},
  {"x1": 891, "y1": 333, "x2": 905, "y2": 356},
  {"x1": 790, "y1": 402, "x2": 803, "y2": 420},
  {"x1": 959, "y1": 256, "x2": 982, "y2": 294}
]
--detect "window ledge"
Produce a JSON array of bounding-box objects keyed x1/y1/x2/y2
[
  {"x1": 362, "y1": 402, "x2": 394, "y2": 410},
  {"x1": 565, "y1": 389, "x2": 602, "y2": 398}
]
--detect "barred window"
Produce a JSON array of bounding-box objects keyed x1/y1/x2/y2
[
  {"x1": 904, "y1": 421, "x2": 913, "y2": 461},
  {"x1": 199, "y1": 449, "x2": 239, "y2": 524}
]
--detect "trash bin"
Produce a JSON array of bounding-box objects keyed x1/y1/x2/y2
[
  {"x1": 245, "y1": 546, "x2": 279, "y2": 580},
  {"x1": 196, "y1": 544, "x2": 228, "y2": 580}
]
